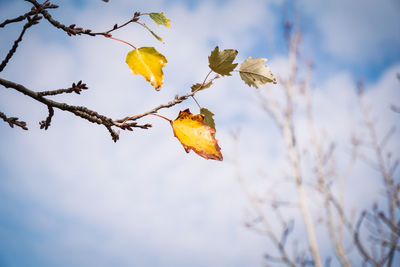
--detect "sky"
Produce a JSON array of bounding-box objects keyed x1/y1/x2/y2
[{"x1": 0, "y1": 0, "x2": 399, "y2": 266}]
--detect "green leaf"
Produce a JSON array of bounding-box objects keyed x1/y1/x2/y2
[
  {"x1": 208, "y1": 46, "x2": 238, "y2": 76},
  {"x1": 143, "y1": 25, "x2": 164, "y2": 42},
  {"x1": 191, "y1": 81, "x2": 213, "y2": 92},
  {"x1": 239, "y1": 57, "x2": 276, "y2": 88},
  {"x1": 149, "y1": 12, "x2": 171, "y2": 28},
  {"x1": 200, "y1": 108, "x2": 215, "y2": 131},
  {"x1": 125, "y1": 47, "x2": 167, "y2": 90}
]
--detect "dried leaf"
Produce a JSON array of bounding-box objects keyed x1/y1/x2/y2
[
  {"x1": 149, "y1": 12, "x2": 171, "y2": 28},
  {"x1": 171, "y1": 109, "x2": 222, "y2": 161},
  {"x1": 208, "y1": 46, "x2": 238, "y2": 76},
  {"x1": 191, "y1": 81, "x2": 213, "y2": 92},
  {"x1": 200, "y1": 108, "x2": 215, "y2": 131},
  {"x1": 125, "y1": 47, "x2": 167, "y2": 90},
  {"x1": 239, "y1": 57, "x2": 276, "y2": 88}
]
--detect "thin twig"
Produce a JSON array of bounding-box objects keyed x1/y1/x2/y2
[
  {"x1": 0, "y1": 10, "x2": 35, "y2": 28},
  {"x1": 354, "y1": 212, "x2": 380, "y2": 266},
  {"x1": 0, "y1": 17, "x2": 40, "y2": 72},
  {"x1": 105, "y1": 12, "x2": 140, "y2": 34},
  {"x1": 25, "y1": 0, "x2": 141, "y2": 38},
  {"x1": 0, "y1": 3, "x2": 57, "y2": 28},
  {"x1": 117, "y1": 71, "x2": 221, "y2": 123},
  {"x1": 39, "y1": 105, "x2": 54, "y2": 130},
  {"x1": 0, "y1": 111, "x2": 28, "y2": 130},
  {"x1": 378, "y1": 212, "x2": 400, "y2": 237},
  {"x1": 38, "y1": 80, "x2": 88, "y2": 96},
  {"x1": 116, "y1": 92, "x2": 194, "y2": 123},
  {"x1": 358, "y1": 87, "x2": 399, "y2": 266}
]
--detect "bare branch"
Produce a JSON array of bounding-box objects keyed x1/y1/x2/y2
[
  {"x1": 25, "y1": 0, "x2": 143, "y2": 37},
  {"x1": 0, "y1": 16, "x2": 42, "y2": 72},
  {"x1": 354, "y1": 212, "x2": 379, "y2": 266},
  {"x1": 0, "y1": 4, "x2": 57, "y2": 28},
  {"x1": 0, "y1": 111, "x2": 28, "y2": 130},
  {"x1": 117, "y1": 72, "x2": 221, "y2": 123},
  {"x1": 0, "y1": 10, "x2": 36, "y2": 28},
  {"x1": 378, "y1": 212, "x2": 400, "y2": 237},
  {"x1": 38, "y1": 81, "x2": 88, "y2": 96},
  {"x1": 358, "y1": 86, "x2": 399, "y2": 266},
  {"x1": 39, "y1": 105, "x2": 54, "y2": 130},
  {"x1": 0, "y1": 77, "x2": 151, "y2": 141}
]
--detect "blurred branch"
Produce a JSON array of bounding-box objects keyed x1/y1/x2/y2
[
  {"x1": 303, "y1": 60, "x2": 351, "y2": 267},
  {"x1": 233, "y1": 133, "x2": 296, "y2": 267},
  {"x1": 354, "y1": 212, "x2": 380, "y2": 266},
  {"x1": 357, "y1": 80, "x2": 399, "y2": 266},
  {"x1": 280, "y1": 29, "x2": 323, "y2": 267},
  {"x1": 25, "y1": 0, "x2": 143, "y2": 37},
  {"x1": 0, "y1": 3, "x2": 57, "y2": 28},
  {"x1": 378, "y1": 212, "x2": 400, "y2": 238},
  {"x1": 391, "y1": 105, "x2": 400, "y2": 114}
]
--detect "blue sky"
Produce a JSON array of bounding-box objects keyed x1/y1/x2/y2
[{"x1": 1, "y1": 0, "x2": 400, "y2": 266}]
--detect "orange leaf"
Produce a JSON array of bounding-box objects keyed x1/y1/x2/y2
[{"x1": 171, "y1": 109, "x2": 223, "y2": 161}]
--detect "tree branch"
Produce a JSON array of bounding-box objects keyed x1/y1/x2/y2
[
  {"x1": 354, "y1": 212, "x2": 380, "y2": 266},
  {"x1": 0, "y1": 15, "x2": 41, "y2": 72},
  {"x1": 39, "y1": 105, "x2": 54, "y2": 130},
  {"x1": 116, "y1": 72, "x2": 221, "y2": 123},
  {"x1": 378, "y1": 212, "x2": 400, "y2": 237},
  {"x1": 0, "y1": 10, "x2": 36, "y2": 28},
  {"x1": 0, "y1": 4, "x2": 57, "y2": 28},
  {"x1": 25, "y1": 0, "x2": 143, "y2": 37},
  {"x1": 38, "y1": 80, "x2": 88, "y2": 96},
  {"x1": 0, "y1": 111, "x2": 28, "y2": 130},
  {"x1": 0, "y1": 77, "x2": 151, "y2": 141}
]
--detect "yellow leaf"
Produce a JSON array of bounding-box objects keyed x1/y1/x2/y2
[
  {"x1": 125, "y1": 47, "x2": 167, "y2": 90},
  {"x1": 171, "y1": 109, "x2": 223, "y2": 161}
]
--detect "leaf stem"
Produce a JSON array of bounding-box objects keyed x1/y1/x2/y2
[
  {"x1": 191, "y1": 70, "x2": 214, "y2": 95},
  {"x1": 135, "y1": 21, "x2": 149, "y2": 29},
  {"x1": 148, "y1": 113, "x2": 172, "y2": 122},
  {"x1": 37, "y1": 0, "x2": 50, "y2": 14},
  {"x1": 104, "y1": 34, "x2": 136, "y2": 49},
  {"x1": 191, "y1": 95, "x2": 201, "y2": 109},
  {"x1": 123, "y1": 112, "x2": 171, "y2": 125},
  {"x1": 201, "y1": 70, "x2": 213, "y2": 88},
  {"x1": 134, "y1": 21, "x2": 163, "y2": 43}
]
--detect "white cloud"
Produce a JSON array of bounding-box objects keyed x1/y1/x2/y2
[{"x1": 300, "y1": 0, "x2": 400, "y2": 62}]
